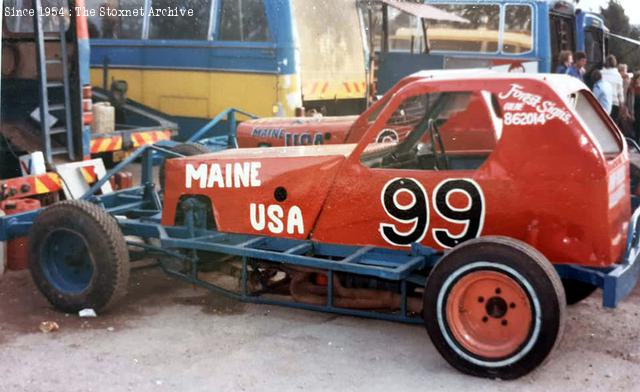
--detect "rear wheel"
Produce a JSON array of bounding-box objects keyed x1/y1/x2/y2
[
  {"x1": 423, "y1": 236, "x2": 565, "y2": 379},
  {"x1": 28, "y1": 201, "x2": 130, "y2": 313}
]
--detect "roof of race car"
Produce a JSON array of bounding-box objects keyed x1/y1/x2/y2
[
  {"x1": 249, "y1": 115, "x2": 359, "y2": 124},
  {"x1": 406, "y1": 69, "x2": 587, "y2": 98}
]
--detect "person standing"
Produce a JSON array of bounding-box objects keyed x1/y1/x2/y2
[
  {"x1": 620, "y1": 64, "x2": 633, "y2": 111},
  {"x1": 619, "y1": 70, "x2": 636, "y2": 138},
  {"x1": 592, "y1": 69, "x2": 613, "y2": 115},
  {"x1": 633, "y1": 72, "x2": 640, "y2": 141},
  {"x1": 573, "y1": 51, "x2": 587, "y2": 82},
  {"x1": 601, "y1": 55, "x2": 625, "y2": 122},
  {"x1": 555, "y1": 50, "x2": 573, "y2": 74},
  {"x1": 619, "y1": 64, "x2": 630, "y2": 91},
  {"x1": 622, "y1": 70, "x2": 635, "y2": 116},
  {"x1": 555, "y1": 50, "x2": 582, "y2": 80}
]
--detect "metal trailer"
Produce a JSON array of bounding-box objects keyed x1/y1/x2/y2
[
  {"x1": 2, "y1": 145, "x2": 640, "y2": 377},
  {"x1": 2, "y1": 145, "x2": 640, "y2": 310}
]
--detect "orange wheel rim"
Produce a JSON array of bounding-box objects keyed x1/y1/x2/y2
[{"x1": 446, "y1": 270, "x2": 533, "y2": 359}]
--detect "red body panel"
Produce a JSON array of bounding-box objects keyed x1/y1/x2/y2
[
  {"x1": 236, "y1": 116, "x2": 356, "y2": 147},
  {"x1": 164, "y1": 74, "x2": 629, "y2": 268},
  {"x1": 163, "y1": 145, "x2": 353, "y2": 238}
]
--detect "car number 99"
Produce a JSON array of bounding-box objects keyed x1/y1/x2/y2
[{"x1": 380, "y1": 178, "x2": 485, "y2": 248}]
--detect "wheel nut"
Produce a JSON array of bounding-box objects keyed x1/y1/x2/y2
[
  {"x1": 478, "y1": 296, "x2": 484, "y2": 303},
  {"x1": 501, "y1": 320, "x2": 508, "y2": 326},
  {"x1": 482, "y1": 316, "x2": 489, "y2": 323},
  {"x1": 510, "y1": 302, "x2": 516, "y2": 309},
  {"x1": 495, "y1": 287, "x2": 501, "y2": 294}
]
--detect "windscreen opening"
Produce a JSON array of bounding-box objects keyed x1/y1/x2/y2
[
  {"x1": 572, "y1": 91, "x2": 622, "y2": 158},
  {"x1": 361, "y1": 90, "x2": 501, "y2": 171}
]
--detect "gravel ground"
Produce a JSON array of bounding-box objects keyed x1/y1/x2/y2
[{"x1": 1, "y1": 266, "x2": 639, "y2": 392}]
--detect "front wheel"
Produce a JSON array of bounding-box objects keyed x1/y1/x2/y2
[
  {"x1": 423, "y1": 236, "x2": 565, "y2": 379},
  {"x1": 28, "y1": 201, "x2": 130, "y2": 313}
]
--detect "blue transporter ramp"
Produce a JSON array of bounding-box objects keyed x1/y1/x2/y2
[{"x1": 119, "y1": 218, "x2": 439, "y2": 324}]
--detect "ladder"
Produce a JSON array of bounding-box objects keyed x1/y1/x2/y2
[{"x1": 33, "y1": 0, "x2": 75, "y2": 163}]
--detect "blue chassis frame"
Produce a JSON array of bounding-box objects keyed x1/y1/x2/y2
[{"x1": 2, "y1": 145, "x2": 640, "y2": 323}]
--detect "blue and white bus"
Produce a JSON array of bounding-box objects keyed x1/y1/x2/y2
[
  {"x1": 366, "y1": 0, "x2": 608, "y2": 93},
  {"x1": 85, "y1": 0, "x2": 369, "y2": 133}
]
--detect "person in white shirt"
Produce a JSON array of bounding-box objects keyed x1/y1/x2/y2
[
  {"x1": 601, "y1": 55, "x2": 625, "y2": 123},
  {"x1": 592, "y1": 70, "x2": 613, "y2": 115}
]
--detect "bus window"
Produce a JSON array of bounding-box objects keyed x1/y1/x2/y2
[
  {"x1": 291, "y1": 0, "x2": 367, "y2": 109},
  {"x1": 362, "y1": 2, "x2": 383, "y2": 53},
  {"x1": 549, "y1": 13, "x2": 575, "y2": 69},
  {"x1": 503, "y1": 4, "x2": 533, "y2": 54},
  {"x1": 148, "y1": 0, "x2": 212, "y2": 40},
  {"x1": 584, "y1": 28, "x2": 604, "y2": 67},
  {"x1": 218, "y1": 0, "x2": 270, "y2": 42},
  {"x1": 86, "y1": 0, "x2": 144, "y2": 39},
  {"x1": 5, "y1": 0, "x2": 68, "y2": 33},
  {"x1": 388, "y1": 6, "x2": 424, "y2": 53},
  {"x1": 428, "y1": 4, "x2": 500, "y2": 53}
]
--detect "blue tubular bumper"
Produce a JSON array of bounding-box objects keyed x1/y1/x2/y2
[
  {"x1": 603, "y1": 207, "x2": 640, "y2": 307},
  {"x1": 556, "y1": 207, "x2": 640, "y2": 308},
  {"x1": 0, "y1": 209, "x2": 40, "y2": 242}
]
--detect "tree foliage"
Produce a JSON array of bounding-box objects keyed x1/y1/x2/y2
[{"x1": 600, "y1": 0, "x2": 640, "y2": 71}]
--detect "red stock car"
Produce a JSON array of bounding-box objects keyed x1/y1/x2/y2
[{"x1": 163, "y1": 72, "x2": 631, "y2": 378}]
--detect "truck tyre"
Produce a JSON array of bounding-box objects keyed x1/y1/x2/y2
[
  {"x1": 562, "y1": 279, "x2": 597, "y2": 305},
  {"x1": 28, "y1": 200, "x2": 129, "y2": 313},
  {"x1": 159, "y1": 142, "x2": 210, "y2": 192},
  {"x1": 423, "y1": 236, "x2": 565, "y2": 379}
]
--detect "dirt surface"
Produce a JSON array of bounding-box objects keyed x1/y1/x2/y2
[{"x1": 1, "y1": 267, "x2": 639, "y2": 392}]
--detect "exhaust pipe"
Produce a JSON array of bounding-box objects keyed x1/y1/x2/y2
[{"x1": 288, "y1": 269, "x2": 422, "y2": 313}]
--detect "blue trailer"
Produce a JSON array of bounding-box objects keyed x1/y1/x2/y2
[{"x1": 368, "y1": 0, "x2": 609, "y2": 94}]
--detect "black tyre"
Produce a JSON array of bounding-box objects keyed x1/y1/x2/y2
[
  {"x1": 28, "y1": 200, "x2": 130, "y2": 313},
  {"x1": 562, "y1": 279, "x2": 597, "y2": 305},
  {"x1": 423, "y1": 236, "x2": 565, "y2": 379},
  {"x1": 159, "y1": 142, "x2": 210, "y2": 191}
]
